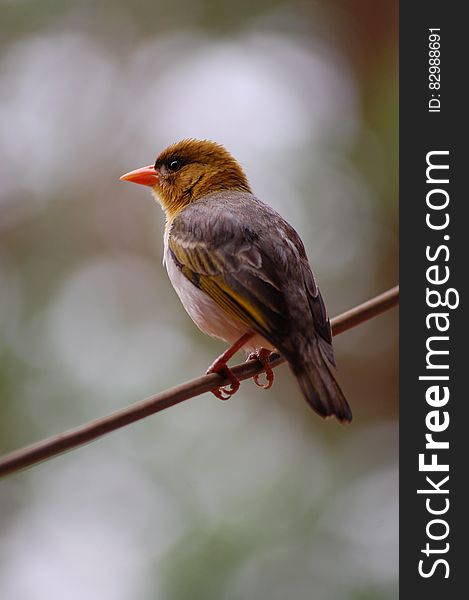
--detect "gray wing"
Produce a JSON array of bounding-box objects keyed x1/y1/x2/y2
[{"x1": 169, "y1": 190, "x2": 335, "y2": 361}]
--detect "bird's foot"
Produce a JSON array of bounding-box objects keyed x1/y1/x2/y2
[
  {"x1": 206, "y1": 360, "x2": 240, "y2": 401},
  {"x1": 247, "y1": 348, "x2": 275, "y2": 390},
  {"x1": 206, "y1": 333, "x2": 254, "y2": 401}
]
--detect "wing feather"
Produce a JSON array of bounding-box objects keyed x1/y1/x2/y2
[
  {"x1": 168, "y1": 191, "x2": 335, "y2": 362},
  {"x1": 168, "y1": 203, "x2": 289, "y2": 342}
]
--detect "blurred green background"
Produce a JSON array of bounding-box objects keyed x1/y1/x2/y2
[{"x1": 0, "y1": 1, "x2": 398, "y2": 598}]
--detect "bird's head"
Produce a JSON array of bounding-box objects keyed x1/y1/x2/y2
[{"x1": 120, "y1": 139, "x2": 251, "y2": 219}]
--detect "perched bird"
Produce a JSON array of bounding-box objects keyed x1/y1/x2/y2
[{"x1": 121, "y1": 139, "x2": 352, "y2": 422}]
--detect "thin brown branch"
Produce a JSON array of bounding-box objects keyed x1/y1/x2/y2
[{"x1": 0, "y1": 285, "x2": 399, "y2": 478}]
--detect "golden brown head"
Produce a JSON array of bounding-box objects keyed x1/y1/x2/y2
[{"x1": 120, "y1": 139, "x2": 251, "y2": 220}]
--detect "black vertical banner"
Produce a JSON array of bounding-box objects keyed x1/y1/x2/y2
[{"x1": 400, "y1": 2, "x2": 466, "y2": 596}]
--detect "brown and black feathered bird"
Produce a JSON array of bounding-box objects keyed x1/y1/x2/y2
[{"x1": 121, "y1": 139, "x2": 352, "y2": 422}]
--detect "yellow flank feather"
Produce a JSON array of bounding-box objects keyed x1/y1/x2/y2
[
  {"x1": 205, "y1": 275, "x2": 269, "y2": 332},
  {"x1": 169, "y1": 234, "x2": 269, "y2": 335}
]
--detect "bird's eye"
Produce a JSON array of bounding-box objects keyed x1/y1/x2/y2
[{"x1": 168, "y1": 159, "x2": 181, "y2": 172}]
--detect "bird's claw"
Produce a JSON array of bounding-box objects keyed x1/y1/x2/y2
[
  {"x1": 206, "y1": 364, "x2": 240, "y2": 401},
  {"x1": 247, "y1": 348, "x2": 274, "y2": 389}
]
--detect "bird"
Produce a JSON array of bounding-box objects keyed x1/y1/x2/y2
[{"x1": 120, "y1": 139, "x2": 352, "y2": 422}]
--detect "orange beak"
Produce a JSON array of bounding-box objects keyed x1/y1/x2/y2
[{"x1": 120, "y1": 165, "x2": 160, "y2": 187}]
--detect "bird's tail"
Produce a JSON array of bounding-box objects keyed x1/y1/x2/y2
[{"x1": 289, "y1": 340, "x2": 352, "y2": 423}]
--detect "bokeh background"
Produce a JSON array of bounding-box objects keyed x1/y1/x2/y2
[{"x1": 0, "y1": 1, "x2": 398, "y2": 598}]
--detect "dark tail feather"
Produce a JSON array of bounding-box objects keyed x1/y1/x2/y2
[{"x1": 290, "y1": 341, "x2": 352, "y2": 423}]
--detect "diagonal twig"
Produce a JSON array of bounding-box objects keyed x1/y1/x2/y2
[{"x1": 0, "y1": 285, "x2": 399, "y2": 478}]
